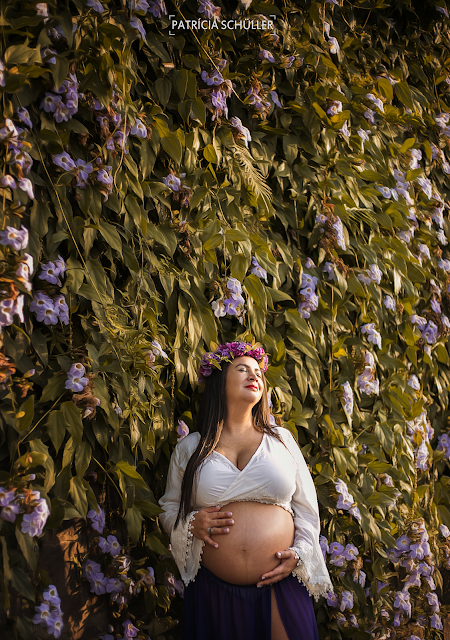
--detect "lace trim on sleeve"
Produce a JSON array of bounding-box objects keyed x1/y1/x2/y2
[
  {"x1": 186, "y1": 509, "x2": 198, "y2": 551},
  {"x1": 289, "y1": 540, "x2": 334, "y2": 601},
  {"x1": 171, "y1": 510, "x2": 205, "y2": 586},
  {"x1": 287, "y1": 545, "x2": 302, "y2": 565}
]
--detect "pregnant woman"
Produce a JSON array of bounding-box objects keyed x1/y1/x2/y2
[{"x1": 159, "y1": 342, "x2": 333, "y2": 640}]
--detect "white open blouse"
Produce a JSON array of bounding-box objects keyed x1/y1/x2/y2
[{"x1": 158, "y1": 426, "x2": 333, "y2": 600}]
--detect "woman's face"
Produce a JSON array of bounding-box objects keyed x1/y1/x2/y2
[{"x1": 225, "y1": 356, "x2": 264, "y2": 408}]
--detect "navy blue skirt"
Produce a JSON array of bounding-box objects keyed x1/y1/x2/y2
[{"x1": 183, "y1": 564, "x2": 319, "y2": 640}]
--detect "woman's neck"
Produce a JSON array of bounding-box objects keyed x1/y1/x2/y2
[{"x1": 222, "y1": 405, "x2": 255, "y2": 437}]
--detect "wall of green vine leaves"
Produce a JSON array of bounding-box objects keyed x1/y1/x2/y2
[{"x1": 2, "y1": 0, "x2": 450, "y2": 638}]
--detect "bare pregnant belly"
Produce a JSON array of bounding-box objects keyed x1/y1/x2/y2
[{"x1": 201, "y1": 502, "x2": 295, "y2": 585}]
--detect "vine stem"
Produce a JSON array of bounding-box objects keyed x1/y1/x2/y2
[
  {"x1": 12, "y1": 393, "x2": 65, "y2": 473},
  {"x1": 93, "y1": 457, "x2": 123, "y2": 506}
]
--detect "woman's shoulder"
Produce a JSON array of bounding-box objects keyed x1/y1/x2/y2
[
  {"x1": 174, "y1": 432, "x2": 201, "y2": 461},
  {"x1": 269, "y1": 425, "x2": 298, "y2": 444},
  {"x1": 269, "y1": 426, "x2": 302, "y2": 458}
]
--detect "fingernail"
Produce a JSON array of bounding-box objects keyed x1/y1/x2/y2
[
  {"x1": 261, "y1": 576, "x2": 265, "y2": 580},
  {"x1": 224, "y1": 528, "x2": 229, "y2": 533},
  {"x1": 214, "y1": 544, "x2": 218, "y2": 548},
  {"x1": 277, "y1": 552, "x2": 282, "y2": 557},
  {"x1": 257, "y1": 585, "x2": 262, "y2": 588},
  {"x1": 227, "y1": 512, "x2": 232, "y2": 516}
]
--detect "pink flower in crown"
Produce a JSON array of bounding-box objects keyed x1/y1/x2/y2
[{"x1": 248, "y1": 346, "x2": 265, "y2": 360}]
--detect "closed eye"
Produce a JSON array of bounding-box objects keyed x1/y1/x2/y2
[{"x1": 238, "y1": 366, "x2": 262, "y2": 378}]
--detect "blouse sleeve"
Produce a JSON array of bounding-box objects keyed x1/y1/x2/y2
[
  {"x1": 280, "y1": 428, "x2": 334, "y2": 600},
  {"x1": 158, "y1": 434, "x2": 204, "y2": 586}
]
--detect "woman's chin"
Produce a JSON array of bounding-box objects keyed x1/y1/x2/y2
[{"x1": 241, "y1": 390, "x2": 263, "y2": 404}]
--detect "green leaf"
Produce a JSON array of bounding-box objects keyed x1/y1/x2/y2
[
  {"x1": 14, "y1": 451, "x2": 48, "y2": 470},
  {"x1": 78, "y1": 283, "x2": 104, "y2": 304},
  {"x1": 268, "y1": 288, "x2": 294, "y2": 303},
  {"x1": 226, "y1": 229, "x2": 248, "y2": 242},
  {"x1": 190, "y1": 186, "x2": 209, "y2": 209},
  {"x1": 399, "y1": 138, "x2": 415, "y2": 154},
  {"x1": 125, "y1": 506, "x2": 144, "y2": 543},
  {"x1": 4, "y1": 44, "x2": 41, "y2": 65},
  {"x1": 147, "y1": 223, "x2": 178, "y2": 257},
  {"x1": 15, "y1": 529, "x2": 37, "y2": 572},
  {"x1": 39, "y1": 375, "x2": 65, "y2": 405},
  {"x1": 62, "y1": 402, "x2": 84, "y2": 445},
  {"x1": 16, "y1": 616, "x2": 34, "y2": 640},
  {"x1": 284, "y1": 309, "x2": 312, "y2": 336},
  {"x1": 312, "y1": 102, "x2": 327, "y2": 119},
  {"x1": 75, "y1": 442, "x2": 92, "y2": 477},
  {"x1": 191, "y1": 97, "x2": 206, "y2": 126},
  {"x1": 333, "y1": 447, "x2": 348, "y2": 476},
  {"x1": 114, "y1": 461, "x2": 147, "y2": 488},
  {"x1": 161, "y1": 133, "x2": 182, "y2": 165},
  {"x1": 204, "y1": 144, "x2": 218, "y2": 164},
  {"x1": 286, "y1": 328, "x2": 318, "y2": 361},
  {"x1": 62, "y1": 436, "x2": 75, "y2": 469},
  {"x1": 31, "y1": 329, "x2": 48, "y2": 368},
  {"x1": 394, "y1": 81, "x2": 414, "y2": 110},
  {"x1": 243, "y1": 274, "x2": 267, "y2": 311},
  {"x1": 10, "y1": 567, "x2": 35, "y2": 602},
  {"x1": 359, "y1": 170, "x2": 384, "y2": 181},
  {"x1": 51, "y1": 56, "x2": 70, "y2": 91},
  {"x1": 435, "y1": 344, "x2": 449, "y2": 364},
  {"x1": 15, "y1": 395, "x2": 34, "y2": 433},
  {"x1": 155, "y1": 77, "x2": 172, "y2": 107},
  {"x1": 173, "y1": 69, "x2": 188, "y2": 100},
  {"x1": 145, "y1": 533, "x2": 169, "y2": 555},
  {"x1": 29, "y1": 439, "x2": 55, "y2": 493},
  {"x1": 134, "y1": 499, "x2": 163, "y2": 517},
  {"x1": 99, "y1": 221, "x2": 123, "y2": 255},
  {"x1": 377, "y1": 78, "x2": 393, "y2": 101},
  {"x1": 203, "y1": 233, "x2": 223, "y2": 251},
  {"x1": 46, "y1": 410, "x2": 65, "y2": 454},
  {"x1": 230, "y1": 253, "x2": 251, "y2": 282},
  {"x1": 69, "y1": 476, "x2": 88, "y2": 517}
]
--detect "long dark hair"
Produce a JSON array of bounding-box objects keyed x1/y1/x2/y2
[{"x1": 175, "y1": 360, "x2": 282, "y2": 525}]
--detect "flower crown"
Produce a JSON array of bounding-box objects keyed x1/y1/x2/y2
[{"x1": 198, "y1": 342, "x2": 269, "y2": 383}]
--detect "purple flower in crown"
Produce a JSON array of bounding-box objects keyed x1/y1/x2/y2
[
  {"x1": 216, "y1": 345, "x2": 231, "y2": 358},
  {"x1": 198, "y1": 364, "x2": 212, "y2": 382},
  {"x1": 225, "y1": 341, "x2": 244, "y2": 356},
  {"x1": 205, "y1": 353, "x2": 221, "y2": 365}
]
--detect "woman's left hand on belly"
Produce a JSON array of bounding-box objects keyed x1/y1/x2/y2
[{"x1": 256, "y1": 549, "x2": 299, "y2": 587}]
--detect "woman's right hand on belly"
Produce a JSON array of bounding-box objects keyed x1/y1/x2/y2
[{"x1": 191, "y1": 505, "x2": 234, "y2": 548}]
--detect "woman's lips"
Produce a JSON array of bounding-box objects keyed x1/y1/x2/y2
[{"x1": 246, "y1": 384, "x2": 259, "y2": 390}]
